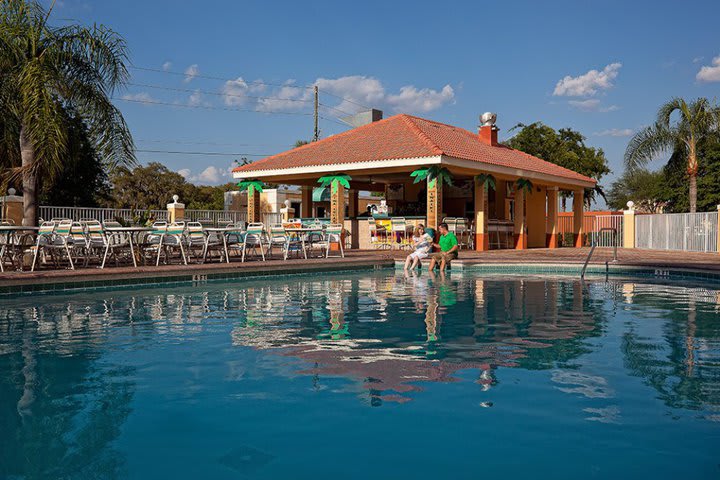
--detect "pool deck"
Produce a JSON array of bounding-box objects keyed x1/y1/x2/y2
[{"x1": 0, "y1": 248, "x2": 718, "y2": 292}]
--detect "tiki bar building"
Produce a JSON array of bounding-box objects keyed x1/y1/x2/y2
[{"x1": 232, "y1": 113, "x2": 595, "y2": 251}]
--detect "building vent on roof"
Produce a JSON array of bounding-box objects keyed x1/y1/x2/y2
[
  {"x1": 339, "y1": 109, "x2": 383, "y2": 128},
  {"x1": 478, "y1": 112, "x2": 499, "y2": 146}
]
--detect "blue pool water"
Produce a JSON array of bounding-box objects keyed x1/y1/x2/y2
[{"x1": 1, "y1": 270, "x2": 719, "y2": 479}]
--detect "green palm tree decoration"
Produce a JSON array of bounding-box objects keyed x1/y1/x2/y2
[
  {"x1": 317, "y1": 173, "x2": 351, "y2": 194},
  {"x1": 515, "y1": 178, "x2": 534, "y2": 194},
  {"x1": 0, "y1": 0, "x2": 135, "y2": 225},
  {"x1": 475, "y1": 173, "x2": 496, "y2": 191},
  {"x1": 625, "y1": 97, "x2": 720, "y2": 212},
  {"x1": 237, "y1": 179, "x2": 265, "y2": 196},
  {"x1": 410, "y1": 166, "x2": 453, "y2": 188}
]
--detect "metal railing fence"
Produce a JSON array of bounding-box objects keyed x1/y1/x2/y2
[
  {"x1": 635, "y1": 211, "x2": 718, "y2": 253},
  {"x1": 38, "y1": 206, "x2": 284, "y2": 229}
]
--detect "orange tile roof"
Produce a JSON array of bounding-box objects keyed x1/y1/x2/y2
[{"x1": 234, "y1": 114, "x2": 596, "y2": 184}]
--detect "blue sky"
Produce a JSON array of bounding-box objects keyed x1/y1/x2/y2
[{"x1": 50, "y1": 0, "x2": 719, "y2": 201}]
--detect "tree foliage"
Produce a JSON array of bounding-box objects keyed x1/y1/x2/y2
[
  {"x1": 505, "y1": 122, "x2": 610, "y2": 205},
  {"x1": 625, "y1": 97, "x2": 720, "y2": 212},
  {"x1": 609, "y1": 134, "x2": 720, "y2": 213},
  {"x1": 108, "y1": 162, "x2": 235, "y2": 211},
  {"x1": 0, "y1": 0, "x2": 135, "y2": 223},
  {"x1": 606, "y1": 169, "x2": 666, "y2": 212}
]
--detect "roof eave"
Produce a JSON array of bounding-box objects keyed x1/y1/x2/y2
[
  {"x1": 441, "y1": 156, "x2": 596, "y2": 189},
  {"x1": 233, "y1": 155, "x2": 442, "y2": 180}
]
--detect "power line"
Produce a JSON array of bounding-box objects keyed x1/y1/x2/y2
[
  {"x1": 114, "y1": 97, "x2": 313, "y2": 116},
  {"x1": 136, "y1": 138, "x2": 292, "y2": 147},
  {"x1": 127, "y1": 81, "x2": 315, "y2": 105},
  {"x1": 129, "y1": 65, "x2": 307, "y2": 89},
  {"x1": 128, "y1": 64, "x2": 372, "y2": 111},
  {"x1": 136, "y1": 149, "x2": 270, "y2": 157}
]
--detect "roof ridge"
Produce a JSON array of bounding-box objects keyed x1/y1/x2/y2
[
  {"x1": 235, "y1": 114, "x2": 419, "y2": 172},
  {"x1": 399, "y1": 115, "x2": 444, "y2": 156}
]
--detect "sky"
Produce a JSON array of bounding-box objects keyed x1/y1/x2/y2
[{"x1": 47, "y1": 0, "x2": 720, "y2": 204}]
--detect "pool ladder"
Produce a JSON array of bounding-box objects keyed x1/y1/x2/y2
[{"x1": 580, "y1": 227, "x2": 618, "y2": 279}]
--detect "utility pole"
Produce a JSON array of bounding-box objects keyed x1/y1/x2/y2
[{"x1": 313, "y1": 85, "x2": 319, "y2": 142}]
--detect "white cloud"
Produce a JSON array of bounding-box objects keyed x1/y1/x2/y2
[
  {"x1": 256, "y1": 81, "x2": 307, "y2": 112},
  {"x1": 692, "y1": 56, "x2": 704, "y2": 64},
  {"x1": 696, "y1": 55, "x2": 720, "y2": 83},
  {"x1": 197, "y1": 166, "x2": 223, "y2": 184},
  {"x1": 594, "y1": 128, "x2": 634, "y2": 137},
  {"x1": 162, "y1": 61, "x2": 172, "y2": 71},
  {"x1": 177, "y1": 166, "x2": 228, "y2": 185},
  {"x1": 218, "y1": 73, "x2": 455, "y2": 115},
  {"x1": 314, "y1": 75, "x2": 454, "y2": 114},
  {"x1": 121, "y1": 92, "x2": 155, "y2": 103},
  {"x1": 183, "y1": 64, "x2": 200, "y2": 83},
  {"x1": 568, "y1": 99, "x2": 619, "y2": 112},
  {"x1": 553, "y1": 63, "x2": 622, "y2": 97},
  {"x1": 188, "y1": 90, "x2": 205, "y2": 107},
  {"x1": 386, "y1": 84, "x2": 455, "y2": 113},
  {"x1": 314, "y1": 76, "x2": 385, "y2": 114},
  {"x1": 222, "y1": 77, "x2": 249, "y2": 106}
]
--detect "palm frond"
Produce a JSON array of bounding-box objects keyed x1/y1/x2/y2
[
  {"x1": 237, "y1": 179, "x2": 264, "y2": 194},
  {"x1": 515, "y1": 178, "x2": 534, "y2": 194},
  {"x1": 624, "y1": 124, "x2": 676, "y2": 171},
  {"x1": 475, "y1": 173, "x2": 496, "y2": 191},
  {"x1": 317, "y1": 173, "x2": 351, "y2": 194}
]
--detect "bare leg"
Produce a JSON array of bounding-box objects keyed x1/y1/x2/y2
[
  {"x1": 404, "y1": 255, "x2": 412, "y2": 270},
  {"x1": 428, "y1": 256, "x2": 437, "y2": 271},
  {"x1": 440, "y1": 257, "x2": 447, "y2": 272}
]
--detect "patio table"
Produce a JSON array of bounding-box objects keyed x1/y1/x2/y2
[
  {"x1": 105, "y1": 226, "x2": 154, "y2": 267},
  {"x1": 284, "y1": 227, "x2": 325, "y2": 259},
  {"x1": 0, "y1": 226, "x2": 39, "y2": 272}
]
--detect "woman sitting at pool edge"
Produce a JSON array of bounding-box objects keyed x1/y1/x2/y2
[
  {"x1": 428, "y1": 223, "x2": 458, "y2": 272},
  {"x1": 403, "y1": 224, "x2": 432, "y2": 270}
]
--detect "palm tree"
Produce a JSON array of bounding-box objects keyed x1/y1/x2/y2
[
  {"x1": 474, "y1": 173, "x2": 496, "y2": 191},
  {"x1": 0, "y1": 0, "x2": 135, "y2": 225},
  {"x1": 317, "y1": 173, "x2": 351, "y2": 194},
  {"x1": 236, "y1": 179, "x2": 265, "y2": 196},
  {"x1": 625, "y1": 97, "x2": 720, "y2": 212},
  {"x1": 410, "y1": 166, "x2": 453, "y2": 188}
]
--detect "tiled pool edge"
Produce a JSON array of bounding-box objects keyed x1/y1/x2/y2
[
  {"x1": 393, "y1": 260, "x2": 720, "y2": 285},
  {"x1": 0, "y1": 259, "x2": 395, "y2": 297},
  {"x1": 3, "y1": 257, "x2": 720, "y2": 297}
]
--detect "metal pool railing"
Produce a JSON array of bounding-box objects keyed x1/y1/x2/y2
[{"x1": 635, "y1": 211, "x2": 719, "y2": 253}]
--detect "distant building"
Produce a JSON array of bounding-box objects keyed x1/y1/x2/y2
[{"x1": 225, "y1": 188, "x2": 381, "y2": 218}]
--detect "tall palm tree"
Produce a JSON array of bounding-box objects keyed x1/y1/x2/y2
[
  {"x1": 0, "y1": 0, "x2": 135, "y2": 225},
  {"x1": 625, "y1": 97, "x2": 719, "y2": 213}
]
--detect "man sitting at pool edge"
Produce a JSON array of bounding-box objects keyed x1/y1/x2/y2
[{"x1": 428, "y1": 223, "x2": 458, "y2": 272}]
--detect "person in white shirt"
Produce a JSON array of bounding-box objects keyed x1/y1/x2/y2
[{"x1": 403, "y1": 225, "x2": 433, "y2": 271}]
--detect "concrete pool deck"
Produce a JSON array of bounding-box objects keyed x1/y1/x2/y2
[{"x1": 1, "y1": 248, "x2": 719, "y2": 295}]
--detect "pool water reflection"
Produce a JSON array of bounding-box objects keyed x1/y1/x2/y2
[{"x1": 1, "y1": 271, "x2": 719, "y2": 479}]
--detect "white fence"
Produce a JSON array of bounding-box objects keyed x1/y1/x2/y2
[
  {"x1": 39, "y1": 206, "x2": 283, "y2": 228},
  {"x1": 39, "y1": 206, "x2": 168, "y2": 223},
  {"x1": 635, "y1": 211, "x2": 718, "y2": 253}
]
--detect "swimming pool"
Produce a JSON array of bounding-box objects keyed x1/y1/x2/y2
[{"x1": 1, "y1": 270, "x2": 718, "y2": 479}]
